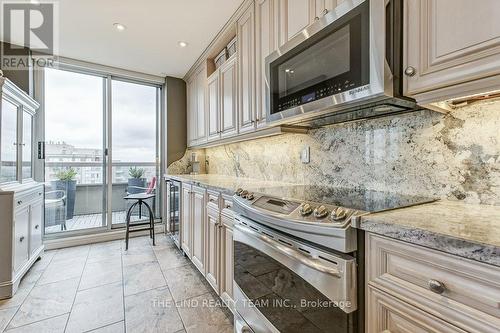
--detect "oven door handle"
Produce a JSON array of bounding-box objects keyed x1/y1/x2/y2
[{"x1": 234, "y1": 223, "x2": 342, "y2": 278}]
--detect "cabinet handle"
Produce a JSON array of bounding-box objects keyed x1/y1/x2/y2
[
  {"x1": 35, "y1": 225, "x2": 39, "y2": 229},
  {"x1": 314, "y1": 16, "x2": 320, "y2": 21},
  {"x1": 17, "y1": 200, "x2": 23, "y2": 205},
  {"x1": 19, "y1": 236, "x2": 25, "y2": 242},
  {"x1": 38, "y1": 192, "x2": 42, "y2": 196},
  {"x1": 225, "y1": 204, "x2": 231, "y2": 209},
  {"x1": 404, "y1": 66, "x2": 417, "y2": 77},
  {"x1": 428, "y1": 279, "x2": 446, "y2": 294}
]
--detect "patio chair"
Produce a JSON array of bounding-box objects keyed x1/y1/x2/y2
[
  {"x1": 125, "y1": 176, "x2": 156, "y2": 220},
  {"x1": 45, "y1": 189, "x2": 67, "y2": 231}
]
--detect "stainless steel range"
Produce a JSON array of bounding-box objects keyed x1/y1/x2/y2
[{"x1": 232, "y1": 185, "x2": 435, "y2": 333}]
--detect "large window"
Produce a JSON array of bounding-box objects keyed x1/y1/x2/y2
[{"x1": 42, "y1": 67, "x2": 161, "y2": 236}]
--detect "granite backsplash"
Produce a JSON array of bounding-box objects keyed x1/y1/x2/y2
[{"x1": 168, "y1": 100, "x2": 500, "y2": 205}]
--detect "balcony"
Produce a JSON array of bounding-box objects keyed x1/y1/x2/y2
[{"x1": 44, "y1": 162, "x2": 158, "y2": 235}]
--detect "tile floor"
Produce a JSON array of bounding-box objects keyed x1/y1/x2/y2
[{"x1": 0, "y1": 236, "x2": 233, "y2": 333}]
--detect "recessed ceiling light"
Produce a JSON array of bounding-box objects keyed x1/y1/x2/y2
[
  {"x1": 113, "y1": 23, "x2": 127, "y2": 31},
  {"x1": 178, "y1": 41, "x2": 188, "y2": 48},
  {"x1": 30, "y1": 0, "x2": 40, "y2": 4}
]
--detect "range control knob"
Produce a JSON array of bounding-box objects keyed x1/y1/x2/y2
[
  {"x1": 299, "y1": 203, "x2": 313, "y2": 216},
  {"x1": 240, "y1": 190, "x2": 249, "y2": 198},
  {"x1": 314, "y1": 205, "x2": 329, "y2": 218},
  {"x1": 246, "y1": 192, "x2": 254, "y2": 200},
  {"x1": 330, "y1": 207, "x2": 347, "y2": 221},
  {"x1": 235, "y1": 188, "x2": 243, "y2": 196}
]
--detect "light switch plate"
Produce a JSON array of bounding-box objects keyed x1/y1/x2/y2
[{"x1": 301, "y1": 146, "x2": 310, "y2": 164}]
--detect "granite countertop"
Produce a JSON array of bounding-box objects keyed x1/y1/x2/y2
[
  {"x1": 164, "y1": 174, "x2": 294, "y2": 196},
  {"x1": 359, "y1": 200, "x2": 500, "y2": 267}
]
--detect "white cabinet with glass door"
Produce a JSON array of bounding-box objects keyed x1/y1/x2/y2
[{"x1": 0, "y1": 77, "x2": 44, "y2": 300}]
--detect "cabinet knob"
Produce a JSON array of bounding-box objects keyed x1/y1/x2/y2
[
  {"x1": 322, "y1": 9, "x2": 329, "y2": 16},
  {"x1": 404, "y1": 66, "x2": 417, "y2": 77},
  {"x1": 428, "y1": 279, "x2": 446, "y2": 294},
  {"x1": 225, "y1": 204, "x2": 231, "y2": 209},
  {"x1": 17, "y1": 200, "x2": 23, "y2": 205},
  {"x1": 35, "y1": 224, "x2": 39, "y2": 229},
  {"x1": 19, "y1": 236, "x2": 25, "y2": 242},
  {"x1": 314, "y1": 16, "x2": 320, "y2": 21}
]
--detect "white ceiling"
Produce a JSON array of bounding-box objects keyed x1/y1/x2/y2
[{"x1": 4, "y1": 0, "x2": 243, "y2": 78}]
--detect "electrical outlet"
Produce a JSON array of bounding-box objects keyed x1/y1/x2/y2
[{"x1": 301, "y1": 146, "x2": 310, "y2": 164}]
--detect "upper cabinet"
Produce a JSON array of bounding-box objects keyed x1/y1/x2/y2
[
  {"x1": 279, "y1": 0, "x2": 314, "y2": 44},
  {"x1": 187, "y1": 65, "x2": 207, "y2": 147},
  {"x1": 220, "y1": 56, "x2": 238, "y2": 138},
  {"x1": 238, "y1": 3, "x2": 256, "y2": 134},
  {"x1": 0, "y1": 77, "x2": 39, "y2": 184},
  {"x1": 255, "y1": 0, "x2": 279, "y2": 128},
  {"x1": 404, "y1": 0, "x2": 500, "y2": 106},
  {"x1": 207, "y1": 71, "x2": 220, "y2": 142}
]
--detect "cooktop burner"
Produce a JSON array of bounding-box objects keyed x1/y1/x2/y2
[{"x1": 244, "y1": 185, "x2": 436, "y2": 213}]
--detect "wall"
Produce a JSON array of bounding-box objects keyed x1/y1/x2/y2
[
  {"x1": 0, "y1": 41, "x2": 32, "y2": 95},
  {"x1": 201, "y1": 100, "x2": 500, "y2": 205}
]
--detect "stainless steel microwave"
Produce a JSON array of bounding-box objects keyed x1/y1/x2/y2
[{"x1": 265, "y1": 0, "x2": 417, "y2": 127}]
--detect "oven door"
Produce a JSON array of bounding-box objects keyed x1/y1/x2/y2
[{"x1": 233, "y1": 216, "x2": 357, "y2": 333}]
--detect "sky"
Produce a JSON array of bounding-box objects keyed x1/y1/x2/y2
[{"x1": 45, "y1": 68, "x2": 157, "y2": 163}]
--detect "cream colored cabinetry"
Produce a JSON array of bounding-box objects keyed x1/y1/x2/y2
[
  {"x1": 207, "y1": 71, "x2": 220, "y2": 142},
  {"x1": 366, "y1": 233, "x2": 500, "y2": 333},
  {"x1": 238, "y1": 3, "x2": 256, "y2": 134},
  {"x1": 186, "y1": 66, "x2": 207, "y2": 147},
  {"x1": 314, "y1": 0, "x2": 337, "y2": 18},
  {"x1": 255, "y1": 0, "x2": 279, "y2": 128},
  {"x1": 403, "y1": 0, "x2": 500, "y2": 106},
  {"x1": 279, "y1": 0, "x2": 315, "y2": 44},
  {"x1": 13, "y1": 206, "x2": 30, "y2": 272},
  {"x1": 191, "y1": 185, "x2": 206, "y2": 275},
  {"x1": 186, "y1": 77, "x2": 197, "y2": 147},
  {"x1": 180, "y1": 183, "x2": 192, "y2": 259},
  {"x1": 219, "y1": 195, "x2": 234, "y2": 310},
  {"x1": 220, "y1": 56, "x2": 238, "y2": 138},
  {"x1": 206, "y1": 192, "x2": 221, "y2": 292}
]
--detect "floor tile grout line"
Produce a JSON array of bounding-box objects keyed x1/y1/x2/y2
[
  {"x1": 152, "y1": 237, "x2": 188, "y2": 332},
  {"x1": 2, "y1": 250, "x2": 57, "y2": 332},
  {"x1": 3, "y1": 312, "x2": 70, "y2": 332},
  {"x1": 81, "y1": 319, "x2": 124, "y2": 333},
  {"x1": 63, "y1": 247, "x2": 90, "y2": 333}
]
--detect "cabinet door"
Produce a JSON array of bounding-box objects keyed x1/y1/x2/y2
[
  {"x1": 181, "y1": 184, "x2": 192, "y2": 259},
  {"x1": 367, "y1": 287, "x2": 466, "y2": 333},
  {"x1": 0, "y1": 98, "x2": 18, "y2": 183},
  {"x1": 220, "y1": 56, "x2": 238, "y2": 137},
  {"x1": 22, "y1": 111, "x2": 33, "y2": 180},
  {"x1": 238, "y1": 4, "x2": 256, "y2": 134},
  {"x1": 191, "y1": 186, "x2": 206, "y2": 274},
  {"x1": 29, "y1": 199, "x2": 43, "y2": 256},
  {"x1": 255, "y1": 0, "x2": 279, "y2": 128},
  {"x1": 314, "y1": 0, "x2": 337, "y2": 17},
  {"x1": 279, "y1": 0, "x2": 315, "y2": 45},
  {"x1": 207, "y1": 72, "x2": 220, "y2": 141},
  {"x1": 14, "y1": 207, "x2": 30, "y2": 272},
  {"x1": 205, "y1": 207, "x2": 220, "y2": 294},
  {"x1": 195, "y1": 68, "x2": 207, "y2": 142},
  {"x1": 404, "y1": 0, "x2": 500, "y2": 98},
  {"x1": 186, "y1": 78, "x2": 197, "y2": 147},
  {"x1": 220, "y1": 217, "x2": 234, "y2": 303}
]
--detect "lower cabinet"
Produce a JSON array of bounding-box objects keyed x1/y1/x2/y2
[
  {"x1": 191, "y1": 186, "x2": 206, "y2": 274},
  {"x1": 205, "y1": 204, "x2": 221, "y2": 292},
  {"x1": 180, "y1": 184, "x2": 192, "y2": 259},
  {"x1": 220, "y1": 205, "x2": 234, "y2": 308},
  {"x1": 0, "y1": 183, "x2": 44, "y2": 300}
]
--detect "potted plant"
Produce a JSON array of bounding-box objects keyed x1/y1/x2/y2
[
  {"x1": 52, "y1": 168, "x2": 78, "y2": 220},
  {"x1": 128, "y1": 167, "x2": 146, "y2": 194}
]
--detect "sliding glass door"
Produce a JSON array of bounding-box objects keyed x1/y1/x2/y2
[
  {"x1": 110, "y1": 79, "x2": 160, "y2": 226},
  {"x1": 41, "y1": 67, "x2": 162, "y2": 237}
]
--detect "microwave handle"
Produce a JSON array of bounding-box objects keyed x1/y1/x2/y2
[{"x1": 234, "y1": 223, "x2": 341, "y2": 278}]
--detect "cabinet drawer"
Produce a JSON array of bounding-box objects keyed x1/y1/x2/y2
[
  {"x1": 207, "y1": 190, "x2": 220, "y2": 210},
  {"x1": 14, "y1": 206, "x2": 30, "y2": 272},
  {"x1": 367, "y1": 286, "x2": 466, "y2": 333},
  {"x1": 15, "y1": 187, "x2": 43, "y2": 209},
  {"x1": 367, "y1": 234, "x2": 500, "y2": 332},
  {"x1": 221, "y1": 194, "x2": 234, "y2": 218}
]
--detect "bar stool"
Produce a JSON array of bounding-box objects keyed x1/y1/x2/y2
[{"x1": 124, "y1": 193, "x2": 156, "y2": 250}]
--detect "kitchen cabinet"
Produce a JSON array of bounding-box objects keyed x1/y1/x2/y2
[
  {"x1": 186, "y1": 77, "x2": 197, "y2": 147},
  {"x1": 314, "y1": 0, "x2": 337, "y2": 18},
  {"x1": 0, "y1": 77, "x2": 43, "y2": 300},
  {"x1": 207, "y1": 71, "x2": 220, "y2": 142},
  {"x1": 237, "y1": 3, "x2": 256, "y2": 134},
  {"x1": 255, "y1": 0, "x2": 279, "y2": 127},
  {"x1": 191, "y1": 185, "x2": 206, "y2": 274},
  {"x1": 219, "y1": 195, "x2": 234, "y2": 310},
  {"x1": 206, "y1": 202, "x2": 220, "y2": 293},
  {"x1": 186, "y1": 65, "x2": 207, "y2": 146},
  {"x1": 181, "y1": 183, "x2": 192, "y2": 259},
  {"x1": 279, "y1": 0, "x2": 315, "y2": 45},
  {"x1": 366, "y1": 233, "x2": 500, "y2": 333},
  {"x1": 403, "y1": 0, "x2": 500, "y2": 106},
  {"x1": 220, "y1": 55, "x2": 238, "y2": 137}
]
